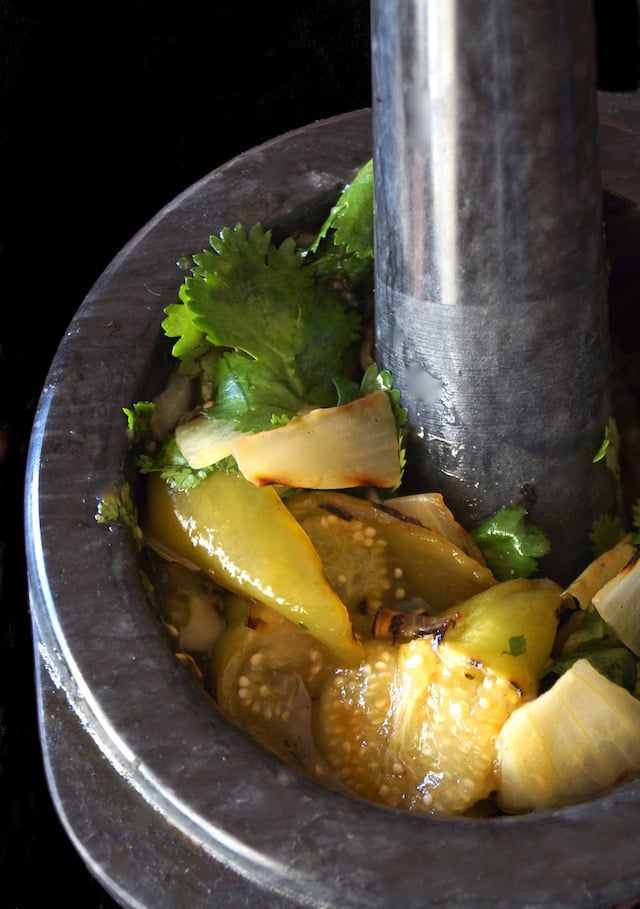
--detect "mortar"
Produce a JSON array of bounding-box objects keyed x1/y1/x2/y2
[{"x1": 25, "y1": 96, "x2": 640, "y2": 906}]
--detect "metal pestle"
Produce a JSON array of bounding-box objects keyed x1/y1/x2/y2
[{"x1": 371, "y1": 0, "x2": 620, "y2": 584}]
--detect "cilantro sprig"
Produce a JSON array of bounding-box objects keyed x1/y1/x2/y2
[
  {"x1": 310, "y1": 157, "x2": 374, "y2": 289},
  {"x1": 163, "y1": 223, "x2": 362, "y2": 433},
  {"x1": 471, "y1": 504, "x2": 551, "y2": 581}
]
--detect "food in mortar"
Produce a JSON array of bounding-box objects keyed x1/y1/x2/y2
[{"x1": 98, "y1": 159, "x2": 640, "y2": 817}]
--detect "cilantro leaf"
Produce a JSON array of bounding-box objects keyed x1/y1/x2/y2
[
  {"x1": 310, "y1": 159, "x2": 375, "y2": 289},
  {"x1": 168, "y1": 223, "x2": 361, "y2": 432},
  {"x1": 502, "y1": 635, "x2": 527, "y2": 657},
  {"x1": 123, "y1": 401, "x2": 155, "y2": 446},
  {"x1": 471, "y1": 504, "x2": 551, "y2": 581},
  {"x1": 593, "y1": 416, "x2": 621, "y2": 483},
  {"x1": 589, "y1": 512, "x2": 627, "y2": 558},
  {"x1": 137, "y1": 436, "x2": 218, "y2": 490},
  {"x1": 545, "y1": 644, "x2": 637, "y2": 693},
  {"x1": 95, "y1": 482, "x2": 141, "y2": 544},
  {"x1": 312, "y1": 158, "x2": 374, "y2": 260},
  {"x1": 360, "y1": 363, "x2": 408, "y2": 492},
  {"x1": 162, "y1": 300, "x2": 207, "y2": 370}
]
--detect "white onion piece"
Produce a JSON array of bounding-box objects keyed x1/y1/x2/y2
[
  {"x1": 592, "y1": 550, "x2": 640, "y2": 655},
  {"x1": 385, "y1": 492, "x2": 486, "y2": 564},
  {"x1": 155, "y1": 561, "x2": 226, "y2": 653},
  {"x1": 175, "y1": 391, "x2": 401, "y2": 491},
  {"x1": 173, "y1": 593, "x2": 225, "y2": 653},
  {"x1": 151, "y1": 369, "x2": 195, "y2": 439},
  {"x1": 233, "y1": 390, "x2": 401, "y2": 489},
  {"x1": 497, "y1": 658, "x2": 640, "y2": 814},
  {"x1": 563, "y1": 534, "x2": 636, "y2": 610},
  {"x1": 175, "y1": 414, "x2": 246, "y2": 468}
]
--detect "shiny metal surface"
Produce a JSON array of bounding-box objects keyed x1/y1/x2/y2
[{"x1": 372, "y1": 0, "x2": 619, "y2": 583}]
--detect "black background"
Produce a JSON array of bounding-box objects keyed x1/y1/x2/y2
[{"x1": 0, "y1": 2, "x2": 637, "y2": 907}]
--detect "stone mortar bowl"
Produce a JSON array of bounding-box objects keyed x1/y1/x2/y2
[{"x1": 25, "y1": 107, "x2": 640, "y2": 908}]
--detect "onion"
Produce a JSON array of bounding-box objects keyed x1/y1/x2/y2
[
  {"x1": 592, "y1": 550, "x2": 640, "y2": 656},
  {"x1": 496, "y1": 658, "x2": 640, "y2": 813},
  {"x1": 175, "y1": 390, "x2": 401, "y2": 491},
  {"x1": 233, "y1": 390, "x2": 401, "y2": 489},
  {"x1": 151, "y1": 368, "x2": 195, "y2": 439},
  {"x1": 175, "y1": 413, "x2": 246, "y2": 468},
  {"x1": 385, "y1": 492, "x2": 486, "y2": 564},
  {"x1": 563, "y1": 534, "x2": 637, "y2": 610}
]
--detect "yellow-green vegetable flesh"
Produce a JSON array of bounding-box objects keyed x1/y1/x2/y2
[
  {"x1": 313, "y1": 578, "x2": 562, "y2": 815},
  {"x1": 440, "y1": 577, "x2": 563, "y2": 699},
  {"x1": 144, "y1": 470, "x2": 363, "y2": 666},
  {"x1": 286, "y1": 490, "x2": 497, "y2": 627}
]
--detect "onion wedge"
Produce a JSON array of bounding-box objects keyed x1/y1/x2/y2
[
  {"x1": 592, "y1": 550, "x2": 640, "y2": 656},
  {"x1": 175, "y1": 390, "x2": 401, "y2": 490},
  {"x1": 563, "y1": 534, "x2": 637, "y2": 610},
  {"x1": 385, "y1": 492, "x2": 487, "y2": 564},
  {"x1": 233, "y1": 390, "x2": 401, "y2": 489},
  {"x1": 497, "y1": 658, "x2": 640, "y2": 813},
  {"x1": 175, "y1": 414, "x2": 246, "y2": 469}
]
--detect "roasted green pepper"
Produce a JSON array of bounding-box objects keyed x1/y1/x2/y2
[
  {"x1": 286, "y1": 489, "x2": 497, "y2": 635},
  {"x1": 144, "y1": 470, "x2": 363, "y2": 666}
]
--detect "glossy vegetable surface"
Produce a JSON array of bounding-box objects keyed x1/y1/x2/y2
[
  {"x1": 497, "y1": 657, "x2": 640, "y2": 812},
  {"x1": 144, "y1": 470, "x2": 363, "y2": 666},
  {"x1": 118, "y1": 156, "x2": 640, "y2": 820},
  {"x1": 312, "y1": 578, "x2": 561, "y2": 815},
  {"x1": 286, "y1": 489, "x2": 497, "y2": 635}
]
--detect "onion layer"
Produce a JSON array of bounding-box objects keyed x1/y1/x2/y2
[{"x1": 497, "y1": 658, "x2": 640, "y2": 813}]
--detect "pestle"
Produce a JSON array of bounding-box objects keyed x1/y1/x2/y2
[{"x1": 371, "y1": 0, "x2": 620, "y2": 585}]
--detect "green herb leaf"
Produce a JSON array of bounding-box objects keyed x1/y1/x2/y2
[
  {"x1": 471, "y1": 504, "x2": 551, "y2": 581},
  {"x1": 546, "y1": 644, "x2": 637, "y2": 693},
  {"x1": 123, "y1": 401, "x2": 155, "y2": 446},
  {"x1": 503, "y1": 635, "x2": 527, "y2": 657},
  {"x1": 311, "y1": 158, "x2": 374, "y2": 260},
  {"x1": 165, "y1": 223, "x2": 362, "y2": 433},
  {"x1": 137, "y1": 436, "x2": 218, "y2": 490},
  {"x1": 590, "y1": 512, "x2": 627, "y2": 558},
  {"x1": 593, "y1": 417, "x2": 621, "y2": 482},
  {"x1": 95, "y1": 481, "x2": 141, "y2": 544}
]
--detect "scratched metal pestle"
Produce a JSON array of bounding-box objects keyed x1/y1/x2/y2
[{"x1": 371, "y1": 0, "x2": 620, "y2": 584}]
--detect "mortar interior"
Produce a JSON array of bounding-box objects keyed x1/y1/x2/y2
[{"x1": 25, "y1": 107, "x2": 640, "y2": 908}]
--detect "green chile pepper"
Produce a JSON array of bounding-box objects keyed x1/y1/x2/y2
[{"x1": 144, "y1": 470, "x2": 364, "y2": 666}]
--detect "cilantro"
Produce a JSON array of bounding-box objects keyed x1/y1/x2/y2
[
  {"x1": 137, "y1": 435, "x2": 217, "y2": 490},
  {"x1": 502, "y1": 635, "x2": 527, "y2": 657},
  {"x1": 589, "y1": 512, "x2": 627, "y2": 558},
  {"x1": 95, "y1": 481, "x2": 141, "y2": 545},
  {"x1": 545, "y1": 644, "x2": 637, "y2": 693},
  {"x1": 123, "y1": 401, "x2": 155, "y2": 446},
  {"x1": 593, "y1": 417, "x2": 621, "y2": 483},
  {"x1": 332, "y1": 375, "x2": 362, "y2": 405},
  {"x1": 164, "y1": 223, "x2": 362, "y2": 433},
  {"x1": 309, "y1": 158, "x2": 374, "y2": 297},
  {"x1": 311, "y1": 158, "x2": 374, "y2": 262},
  {"x1": 161, "y1": 299, "x2": 207, "y2": 372},
  {"x1": 471, "y1": 504, "x2": 551, "y2": 581},
  {"x1": 360, "y1": 363, "x2": 408, "y2": 491}
]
